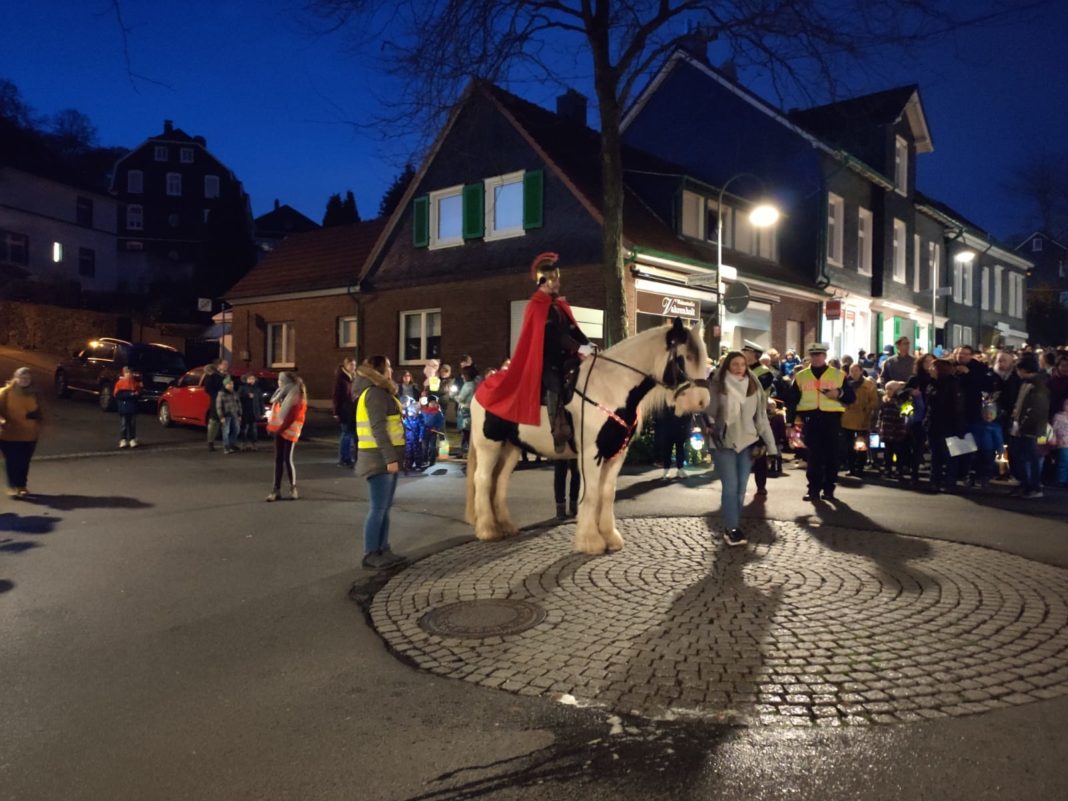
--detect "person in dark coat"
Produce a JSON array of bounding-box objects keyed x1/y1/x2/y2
[
  {"x1": 924, "y1": 359, "x2": 967, "y2": 493},
  {"x1": 333, "y1": 357, "x2": 357, "y2": 467},
  {"x1": 954, "y1": 345, "x2": 993, "y2": 482},
  {"x1": 904, "y1": 354, "x2": 934, "y2": 485},
  {"x1": 1009, "y1": 355, "x2": 1051, "y2": 498},
  {"x1": 237, "y1": 372, "x2": 263, "y2": 451},
  {"x1": 201, "y1": 360, "x2": 228, "y2": 452}
]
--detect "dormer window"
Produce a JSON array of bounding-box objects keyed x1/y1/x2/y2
[
  {"x1": 894, "y1": 136, "x2": 908, "y2": 195},
  {"x1": 1032, "y1": 237, "x2": 1043, "y2": 252}
]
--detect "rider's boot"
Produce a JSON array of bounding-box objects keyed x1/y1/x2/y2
[{"x1": 547, "y1": 391, "x2": 571, "y2": 453}]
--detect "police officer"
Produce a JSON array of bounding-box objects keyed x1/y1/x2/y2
[
  {"x1": 786, "y1": 342, "x2": 855, "y2": 501},
  {"x1": 743, "y1": 340, "x2": 774, "y2": 497}
]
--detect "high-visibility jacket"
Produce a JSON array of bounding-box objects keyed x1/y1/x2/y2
[
  {"x1": 795, "y1": 366, "x2": 846, "y2": 413},
  {"x1": 751, "y1": 364, "x2": 772, "y2": 400},
  {"x1": 267, "y1": 399, "x2": 307, "y2": 442},
  {"x1": 355, "y1": 388, "x2": 405, "y2": 449}
]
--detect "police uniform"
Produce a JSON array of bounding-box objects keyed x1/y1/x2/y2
[{"x1": 789, "y1": 344, "x2": 855, "y2": 501}]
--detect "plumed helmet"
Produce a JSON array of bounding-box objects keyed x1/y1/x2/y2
[{"x1": 530, "y1": 252, "x2": 560, "y2": 284}]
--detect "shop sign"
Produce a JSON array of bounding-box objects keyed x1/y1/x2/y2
[
  {"x1": 825, "y1": 299, "x2": 842, "y2": 320},
  {"x1": 636, "y1": 290, "x2": 700, "y2": 320}
]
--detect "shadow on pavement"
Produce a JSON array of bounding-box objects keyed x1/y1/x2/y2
[
  {"x1": 0, "y1": 539, "x2": 41, "y2": 554},
  {"x1": 0, "y1": 512, "x2": 57, "y2": 534},
  {"x1": 0, "y1": 579, "x2": 12, "y2": 594},
  {"x1": 20, "y1": 494, "x2": 153, "y2": 512}
]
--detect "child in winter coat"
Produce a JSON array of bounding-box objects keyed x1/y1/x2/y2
[
  {"x1": 420, "y1": 394, "x2": 446, "y2": 467},
  {"x1": 114, "y1": 366, "x2": 142, "y2": 448},
  {"x1": 215, "y1": 376, "x2": 242, "y2": 454},
  {"x1": 766, "y1": 399, "x2": 786, "y2": 475},
  {"x1": 877, "y1": 381, "x2": 909, "y2": 478},
  {"x1": 237, "y1": 373, "x2": 263, "y2": 451},
  {"x1": 972, "y1": 402, "x2": 1005, "y2": 487},
  {"x1": 1051, "y1": 399, "x2": 1068, "y2": 487}
]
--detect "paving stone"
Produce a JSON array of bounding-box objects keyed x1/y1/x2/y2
[{"x1": 369, "y1": 516, "x2": 1068, "y2": 728}]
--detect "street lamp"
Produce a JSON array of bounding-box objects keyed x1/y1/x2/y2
[{"x1": 715, "y1": 174, "x2": 780, "y2": 354}]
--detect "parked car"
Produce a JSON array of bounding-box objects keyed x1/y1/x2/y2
[
  {"x1": 54, "y1": 338, "x2": 188, "y2": 411},
  {"x1": 157, "y1": 367, "x2": 277, "y2": 431}
]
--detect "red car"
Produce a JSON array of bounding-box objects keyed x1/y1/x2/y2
[{"x1": 157, "y1": 367, "x2": 277, "y2": 429}]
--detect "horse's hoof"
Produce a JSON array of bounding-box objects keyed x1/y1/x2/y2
[
  {"x1": 499, "y1": 523, "x2": 519, "y2": 538},
  {"x1": 603, "y1": 529, "x2": 624, "y2": 551},
  {"x1": 575, "y1": 533, "x2": 606, "y2": 555},
  {"x1": 475, "y1": 526, "x2": 504, "y2": 542}
]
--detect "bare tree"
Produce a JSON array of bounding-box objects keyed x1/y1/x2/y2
[
  {"x1": 48, "y1": 109, "x2": 99, "y2": 158},
  {"x1": 1004, "y1": 149, "x2": 1068, "y2": 241},
  {"x1": 310, "y1": 0, "x2": 1042, "y2": 343}
]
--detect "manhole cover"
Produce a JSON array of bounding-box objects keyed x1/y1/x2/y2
[{"x1": 419, "y1": 599, "x2": 546, "y2": 639}]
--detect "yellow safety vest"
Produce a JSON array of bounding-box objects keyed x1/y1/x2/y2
[
  {"x1": 795, "y1": 366, "x2": 846, "y2": 413},
  {"x1": 355, "y1": 388, "x2": 405, "y2": 449},
  {"x1": 751, "y1": 364, "x2": 772, "y2": 400}
]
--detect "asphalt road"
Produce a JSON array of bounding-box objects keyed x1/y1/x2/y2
[{"x1": 1, "y1": 346, "x2": 1067, "y2": 801}]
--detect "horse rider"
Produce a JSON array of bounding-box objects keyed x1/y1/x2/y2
[
  {"x1": 476, "y1": 252, "x2": 592, "y2": 451},
  {"x1": 784, "y1": 342, "x2": 855, "y2": 502}
]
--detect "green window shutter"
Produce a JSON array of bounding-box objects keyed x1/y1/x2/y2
[
  {"x1": 875, "y1": 312, "x2": 884, "y2": 351},
  {"x1": 893, "y1": 317, "x2": 901, "y2": 341},
  {"x1": 412, "y1": 195, "x2": 429, "y2": 248},
  {"x1": 523, "y1": 169, "x2": 544, "y2": 230},
  {"x1": 462, "y1": 184, "x2": 484, "y2": 240},
  {"x1": 913, "y1": 321, "x2": 919, "y2": 343}
]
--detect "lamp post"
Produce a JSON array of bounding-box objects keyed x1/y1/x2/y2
[{"x1": 714, "y1": 173, "x2": 779, "y2": 355}]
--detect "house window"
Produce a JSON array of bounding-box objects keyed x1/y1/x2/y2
[
  {"x1": 1032, "y1": 238, "x2": 1043, "y2": 252},
  {"x1": 76, "y1": 196, "x2": 94, "y2": 228},
  {"x1": 337, "y1": 316, "x2": 357, "y2": 348},
  {"x1": 126, "y1": 205, "x2": 144, "y2": 230},
  {"x1": 127, "y1": 170, "x2": 143, "y2": 193},
  {"x1": 429, "y1": 186, "x2": 463, "y2": 248},
  {"x1": 680, "y1": 190, "x2": 704, "y2": 239},
  {"x1": 400, "y1": 309, "x2": 441, "y2": 364},
  {"x1": 706, "y1": 197, "x2": 732, "y2": 248},
  {"x1": 827, "y1": 193, "x2": 844, "y2": 266},
  {"x1": 203, "y1": 209, "x2": 211, "y2": 224},
  {"x1": 52, "y1": 242, "x2": 63, "y2": 263},
  {"x1": 927, "y1": 242, "x2": 940, "y2": 293},
  {"x1": 857, "y1": 208, "x2": 873, "y2": 276},
  {"x1": 78, "y1": 247, "x2": 96, "y2": 278},
  {"x1": 733, "y1": 210, "x2": 754, "y2": 255},
  {"x1": 953, "y1": 261, "x2": 964, "y2": 303},
  {"x1": 1059, "y1": 261, "x2": 1066, "y2": 279},
  {"x1": 204, "y1": 175, "x2": 220, "y2": 199},
  {"x1": 755, "y1": 221, "x2": 777, "y2": 260},
  {"x1": 154, "y1": 145, "x2": 168, "y2": 161},
  {"x1": 892, "y1": 219, "x2": 907, "y2": 283},
  {"x1": 894, "y1": 136, "x2": 908, "y2": 195},
  {"x1": 963, "y1": 262, "x2": 974, "y2": 307},
  {"x1": 180, "y1": 147, "x2": 194, "y2": 163},
  {"x1": 0, "y1": 230, "x2": 29, "y2": 266},
  {"x1": 484, "y1": 171, "x2": 524, "y2": 239},
  {"x1": 166, "y1": 173, "x2": 182, "y2": 196},
  {"x1": 981, "y1": 267, "x2": 990, "y2": 310},
  {"x1": 994, "y1": 265, "x2": 1003, "y2": 312},
  {"x1": 267, "y1": 322, "x2": 296, "y2": 368},
  {"x1": 913, "y1": 234, "x2": 921, "y2": 291}
]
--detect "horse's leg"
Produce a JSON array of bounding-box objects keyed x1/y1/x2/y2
[
  {"x1": 491, "y1": 443, "x2": 522, "y2": 538},
  {"x1": 596, "y1": 455, "x2": 626, "y2": 552},
  {"x1": 464, "y1": 438, "x2": 478, "y2": 525},
  {"x1": 473, "y1": 438, "x2": 504, "y2": 541},
  {"x1": 574, "y1": 446, "x2": 606, "y2": 555}
]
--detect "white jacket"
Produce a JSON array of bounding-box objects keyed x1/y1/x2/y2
[{"x1": 703, "y1": 377, "x2": 779, "y2": 455}]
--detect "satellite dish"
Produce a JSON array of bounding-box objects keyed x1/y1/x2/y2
[{"x1": 723, "y1": 282, "x2": 751, "y2": 314}]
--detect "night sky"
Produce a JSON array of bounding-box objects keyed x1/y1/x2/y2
[{"x1": 4, "y1": 1, "x2": 1066, "y2": 242}]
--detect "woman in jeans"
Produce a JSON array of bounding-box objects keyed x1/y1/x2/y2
[
  {"x1": 354, "y1": 355, "x2": 407, "y2": 569},
  {"x1": 703, "y1": 352, "x2": 779, "y2": 547}
]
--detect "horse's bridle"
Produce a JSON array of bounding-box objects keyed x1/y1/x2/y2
[{"x1": 581, "y1": 344, "x2": 710, "y2": 399}]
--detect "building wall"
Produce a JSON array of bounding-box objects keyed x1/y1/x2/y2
[
  {"x1": 0, "y1": 167, "x2": 119, "y2": 292},
  {"x1": 770, "y1": 296, "x2": 819, "y2": 355}
]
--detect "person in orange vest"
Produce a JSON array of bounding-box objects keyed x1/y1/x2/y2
[
  {"x1": 114, "y1": 366, "x2": 142, "y2": 448},
  {"x1": 265, "y1": 371, "x2": 307, "y2": 502},
  {"x1": 784, "y1": 342, "x2": 855, "y2": 502}
]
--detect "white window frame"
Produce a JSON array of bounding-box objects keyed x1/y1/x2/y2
[
  {"x1": 981, "y1": 266, "x2": 990, "y2": 311},
  {"x1": 126, "y1": 204, "x2": 143, "y2": 230},
  {"x1": 428, "y1": 185, "x2": 464, "y2": 249},
  {"x1": 680, "y1": 190, "x2": 704, "y2": 240},
  {"x1": 963, "y1": 262, "x2": 974, "y2": 307},
  {"x1": 827, "y1": 193, "x2": 844, "y2": 266},
  {"x1": 204, "y1": 174, "x2": 220, "y2": 199},
  {"x1": 994, "y1": 265, "x2": 1003, "y2": 313},
  {"x1": 399, "y1": 308, "x2": 442, "y2": 365},
  {"x1": 483, "y1": 171, "x2": 525, "y2": 241},
  {"x1": 754, "y1": 219, "x2": 777, "y2": 261},
  {"x1": 857, "y1": 208, "x2": 873, "y2": 276},
  {"x1": 267, "y1": 321, "x2": 296, "y2": 368},
  {"x1": 892, "y1": 219, "x2": 907, "y2": 283},
  {"x1": 953, "y1": 261, "x2": 964, "y2": 303},
  {"x1": 894, "y1": 136, "x2": 908, "y2": 195},
  {"x1": 166, "y1": 172, "x2": 182, "y2": 197},
  {"x1": 180, "y1": 147, "x2": 194, "y2": 163},
  {"x1": 154, "y1": 145, "x2": 168, "y2": 162},
  {"x1": 1032, "y1": 238, "x2": 1043, "y2": 252},
  {"x1": 337, "y1": 316, "x2": 357, "y2": 348},
  {"x1": 127, "y1": 169, "x2": 143, "y2": 194},
  {"x1": 706, "y1": 198, "x2": 733, "y2": 248},
  {"x1": 912, "y1": 234, "x2": 922, "y2": 291},
  {"x1": 928, "y1": 242, "x2": 940, "y2": 294}
]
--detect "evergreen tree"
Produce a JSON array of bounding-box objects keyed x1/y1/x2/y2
[
  {"x1": 342, "y1": 190, "x2": 361, "y2": 223},
  {"x1": 322, "y1": 190, "x2": 360, "y2": 227},
  {"x1": 378, "y1": 163, "x2": 415, "y2": 218}
]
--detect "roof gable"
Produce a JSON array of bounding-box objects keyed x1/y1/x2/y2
[{"x1": 789, "y1": 85, "x2": 933, "y2": 154}]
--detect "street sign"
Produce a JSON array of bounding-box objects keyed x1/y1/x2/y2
[
  {"x1": 825, "y1": 299, "x2": 842, "y2": 320},
  {"x1": 197, "y1": 297, "x2": 213, "y2": 312},
  {"x1": 723, "y1": 282, "x2": 751, "y2": 314}
]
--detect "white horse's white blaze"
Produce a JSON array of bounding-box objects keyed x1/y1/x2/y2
[{"x1": 465, "y1": 320, "x2": 710, "y2": 554}]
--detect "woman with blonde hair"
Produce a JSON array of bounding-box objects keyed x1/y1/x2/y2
[
  {"x1": 265, "y1": 371, "x2": 307, "y2": 501},
  {"x1": 703, "y1": 352, "x2": 779, "y2": 547}
]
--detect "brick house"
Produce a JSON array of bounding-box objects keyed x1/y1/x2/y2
[
  {"x1": 225, "y1": 219, "x2": 386, "y2": 399},
  {"x1": 621, "y1": 49, "x2": 1030, "y2": 356}
]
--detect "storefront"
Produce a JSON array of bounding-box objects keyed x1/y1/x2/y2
[
  {"x1": 633, "y1": 277, "x2": 716, "y2": 336},
  {"x1": 821, "y1": 297, "x2": 873, "y2": 360}
]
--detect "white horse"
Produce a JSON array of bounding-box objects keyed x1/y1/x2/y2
[{"x1": 465, "y1": 318, "x2": 710, "y2": 555}]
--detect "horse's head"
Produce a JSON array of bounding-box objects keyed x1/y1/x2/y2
[{"x1": 662, "y1": 317, "x2": 710, "y2": 414}]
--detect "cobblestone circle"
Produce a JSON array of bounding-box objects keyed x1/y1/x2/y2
[{"x1": 370, "y1": 518, "x2": 1068, "y2": 726}]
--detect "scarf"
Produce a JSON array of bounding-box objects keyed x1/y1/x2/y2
[
  {"x1": 724, "y1": 372, "x2": 748, "y2": 427},
  {"x1": 270, "y1": 372, "x2": 304, "y2": 420}
]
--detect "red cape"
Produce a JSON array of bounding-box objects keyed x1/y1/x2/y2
[{"x1": 476, "y1": 290, "x2": 578, "y2": 426}]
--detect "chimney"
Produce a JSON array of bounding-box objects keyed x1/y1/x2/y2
[
  {"x1": 679, "y1": 22, "x2": 712, "y2": 65},
  {"x1": 274, "y1": 199, "x2": 280, "y2": 211},
  {"x1": 556, "y1": 89, "x2": 587, "y2": 127},
  {"x1": 163, "y1": 119, "x2": 173, "y2": 135}
]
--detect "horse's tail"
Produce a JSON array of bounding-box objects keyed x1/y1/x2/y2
[{"x1": 464, "y1": 433, "x2": 477, "y2": 525}]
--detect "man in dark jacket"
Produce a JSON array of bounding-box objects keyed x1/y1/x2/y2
[
  {"x1": 201, "y1": 360, "x2": 227, "y2": 451},
  {"x1": 333, "y1": 357, "x2": 357, "y2": 467},
  {"x1": 1009, "y1": 355, "x2": 1051, "y2": 498},
  {"x1": 954, "y1": 345, "x2": 993, "y2": 481}
]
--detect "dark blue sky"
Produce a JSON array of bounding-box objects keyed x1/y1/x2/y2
[{"x1": 3, "y1": 1, "x2": 1065, "y2": 242}]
